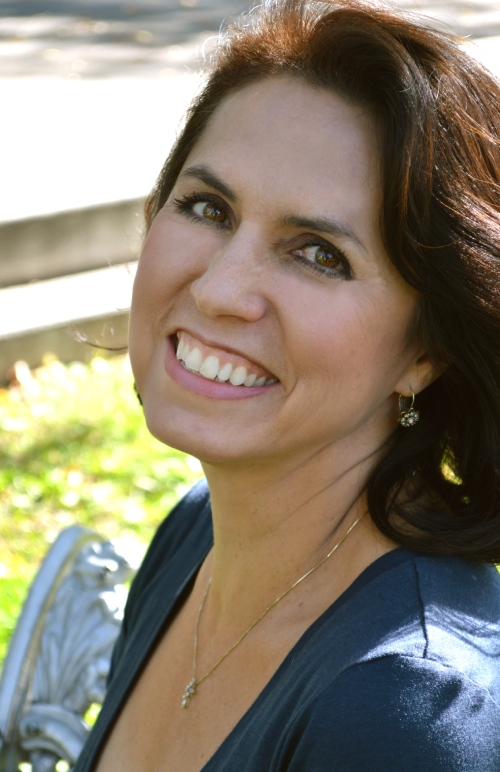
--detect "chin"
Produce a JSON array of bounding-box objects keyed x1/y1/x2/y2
[{"x1": 140, "y1": 399, "x2": 247, "y2": 465}]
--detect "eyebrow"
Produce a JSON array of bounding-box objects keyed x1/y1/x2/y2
[
  {"x1": 283, "y1": 215, "x2": 367, "y2": 253},
  {"x1": 179, "y1": 164, "x2": 238, "y2": 203},
  {"x1": 178, "y1": 163, "x2": 366, "y2": 253}
]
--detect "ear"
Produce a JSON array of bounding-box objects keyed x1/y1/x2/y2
[{"x1": 394, "y1": 350, "x2": 442, "y2": 398}]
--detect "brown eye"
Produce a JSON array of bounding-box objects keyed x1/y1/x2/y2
[
  {"x1": 192, "y1": 201, "x2": 227, "y2": 224},
  {"x1": 304, "y1": 245, "x2": 340, "y2": 269}
]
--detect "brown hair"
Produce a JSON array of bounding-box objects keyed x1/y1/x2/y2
[{"x1": 146, "y1": 0, "x2": 500, "y2": 562}]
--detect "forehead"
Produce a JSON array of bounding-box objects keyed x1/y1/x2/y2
[{"x1": 181, "y1": 76, "x2": 383, "y2": 238}]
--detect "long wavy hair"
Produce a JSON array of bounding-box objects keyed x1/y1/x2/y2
[{"x1": 144, "y1": 0, "x2": 500, "y2": 562}]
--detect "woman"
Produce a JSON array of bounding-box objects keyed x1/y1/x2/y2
[{"x1": 78, "y1": 0, "x2": 500, "y2": 769}]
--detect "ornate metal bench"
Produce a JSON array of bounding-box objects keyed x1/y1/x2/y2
[{"x1": 0, "y1": 526, "x2": 135, "y2": 771}]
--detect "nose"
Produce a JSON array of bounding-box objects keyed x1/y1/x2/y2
[{"x1": 190, "y1": 227, "x2": 268, "y2": 322}]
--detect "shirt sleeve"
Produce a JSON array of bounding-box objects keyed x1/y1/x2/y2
[{"x1": 282, "y1": 654, "x2": 500, "y2": 771}]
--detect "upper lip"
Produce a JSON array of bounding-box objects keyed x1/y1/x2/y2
[{"x1": 172, "y1": 327, "x2": 276, "y2": 378}]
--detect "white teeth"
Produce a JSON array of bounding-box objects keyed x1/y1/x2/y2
[
  {"x1": 176, "y1": 336, "x2": 277, "y2": 387},
  {"x1": 244, "y1": 373, "x2": 257, "y2": 387},
  {"x1": 199, "y1": 355, "x2": 220, "y2": 380},
  {"x1": 217, "y1": 362, "x2": 233, "y2": 382},
  {"x1": 184, "y1": 347, "x2": 202, "y2": 372},
  {"x1": 229, "y1": 366, "x2": 248, "y2": 386},
  {"x1": 176, "y1": 339, "x2": 185, "y2": 360}
]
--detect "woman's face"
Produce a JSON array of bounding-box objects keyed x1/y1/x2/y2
[{"x1": 129, "y1": 77, "x2": 422, "y2": 465}]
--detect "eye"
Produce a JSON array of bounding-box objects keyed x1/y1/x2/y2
[
  {"x1": 172, "y1": 193, "x2": 231, "y2": 230},
  {"x1": 290, "y1": 240, "x2": 351, "y2": 280},
  {"x1": 299, "y1": 244, "x2": 342, "y2": 270},
  {"x1": 191, "y1": 200, "x2": 228, "y2": 224}
]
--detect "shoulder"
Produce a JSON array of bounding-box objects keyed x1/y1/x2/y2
[
  {"x1": 127, "y1": 477, "x2": 210, "y2": 601},
  {"x1": 343, "y1": 552, "x2": 500, "y2": 703},
  {"x1": 278, "y1": 553, "x2": 500, "y2": 770},
  {"x1": 410, "y1": 555, "x2": 500, "y2": 688},
  {"x1": 283, "y1": 653, "x2": 500, "y2": 771},
  {"x1": 108, "y1": 479, "x2": 211, "y2": 677},
  {"x1": 347, "y1": 551, "x2": 500, "y2": 666},
  {"x1": 147, "y1": 476, "x2": 211, "y2": 554},
  {"x1": 317, "y1": 550, "x2": 500, "y2": 672}
]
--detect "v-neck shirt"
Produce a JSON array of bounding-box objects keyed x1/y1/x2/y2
[{"x1": 75, "y1": 479, "x2": 500, "y2": 771}]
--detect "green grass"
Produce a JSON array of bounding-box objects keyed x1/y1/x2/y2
[{"x1": 0, "y1": 353, "x2": 203, "y2": 667}]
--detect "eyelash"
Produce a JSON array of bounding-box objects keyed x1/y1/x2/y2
[
  {"x1": 171, "y1": 192, "x2": 352, "y2": 280},
  {"x1": 172, "y1": 192, "x2": 231, "y2": 231},
  {"x1": 290, "y1": 244, "x2": 352, "y2": 280}
]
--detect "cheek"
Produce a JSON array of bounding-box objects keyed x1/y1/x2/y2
[
  {"x1": 128, "y1": 216, "x2": 219, "y2": 384},
  {"x1": 287, "y1": 289, "x2": 373, "y2": 360},
  {"x1": 138, "y1": 219, "x2": 197, "y2": 287},
  {"x1": 127, "y1": 222, "x2": 181, "y2": 383},
  {"x1": 134, "y1": 213, "x2": 220, "y2": 298},
  {"x1": 286, "y1": 283, "x2": 416, "y2": 393}
]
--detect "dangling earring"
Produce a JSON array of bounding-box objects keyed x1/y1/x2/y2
[{"x1": 398, "y1": 391, "x2": 419, "y2": 427}]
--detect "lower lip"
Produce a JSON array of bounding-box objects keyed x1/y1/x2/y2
[{"x1": 164, "y1": 337, "x2": 279, "y2": 400}]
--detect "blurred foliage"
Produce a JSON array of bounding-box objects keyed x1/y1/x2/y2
[{"x1": 0, "y1": 353, "x2": 203, "y2": 666}]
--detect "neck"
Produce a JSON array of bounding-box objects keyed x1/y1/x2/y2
[{"x1": 199, "y1": 437, "x2": 396, "y2": 631}]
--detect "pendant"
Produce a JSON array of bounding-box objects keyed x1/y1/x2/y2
[
  {"x1": 181, "y1": 678, "x2": 198, "y2": 709},
  {"x1": 399, "y1": 408, "x2": 420, "y2": 427}
]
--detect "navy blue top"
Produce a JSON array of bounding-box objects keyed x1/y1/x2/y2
[{"x1": 75, "y1": 479, "x2": 500, "y2": 770}]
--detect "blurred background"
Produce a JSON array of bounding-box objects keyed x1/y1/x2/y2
[
  {"x1": 0, "y1": 0, "x2": 499, "y2": 663},
  {"x1": 0, "y1": 0, "x2": 250, "y2": 377}
]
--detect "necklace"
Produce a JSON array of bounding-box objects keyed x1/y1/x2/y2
[{"x1": 181, "y1": 511, "x2": 366, "y2": 709}]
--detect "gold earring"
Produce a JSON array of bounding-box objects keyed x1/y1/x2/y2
[{"x1": 398, "y1": 391, "x2": 420, "y2": 427}]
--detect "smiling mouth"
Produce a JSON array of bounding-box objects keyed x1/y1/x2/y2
[{"x1": 175, "y1": 332, "x2": 278, "y2": 387}]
